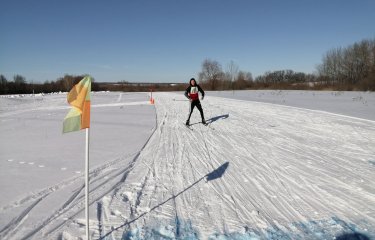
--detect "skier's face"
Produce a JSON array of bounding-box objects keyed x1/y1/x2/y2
[{"x1": 190, "y1": 80, "x2": 196, "y2": 86}]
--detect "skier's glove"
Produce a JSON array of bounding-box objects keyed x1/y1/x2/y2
[{"x1": 201, "y1": 96, "x2": 204, "y2": 100}]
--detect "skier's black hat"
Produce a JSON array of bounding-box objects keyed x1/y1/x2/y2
[{"x1": 189, "y1": 78, "x2": 196, "y2": 85}]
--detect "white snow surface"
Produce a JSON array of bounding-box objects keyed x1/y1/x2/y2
[
  {"x1": 207, "y1": 90, "x2": 375, "y2": 121},
  {"x1": 0, "y1": 91, "x2": 375, "y2": 240}
]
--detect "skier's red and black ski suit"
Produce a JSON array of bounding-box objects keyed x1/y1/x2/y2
[{"x1": 185, "y1": 83, "x2": 205, "y2": 124}]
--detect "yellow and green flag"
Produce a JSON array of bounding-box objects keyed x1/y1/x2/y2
[{"x1": 63, "y1": 76, "x2": 91, "y2": 133}]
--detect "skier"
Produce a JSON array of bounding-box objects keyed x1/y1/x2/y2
[{"x1": 185, "y1": 78, "x2": 206, "y2": 125}]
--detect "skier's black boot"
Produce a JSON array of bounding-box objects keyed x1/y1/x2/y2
[
  {"x1": 202, "y1": 119, "x2": 206, "y2": 125},
  {"x1": 186, "y1": 120, "x2": 190, "y2": 126}
]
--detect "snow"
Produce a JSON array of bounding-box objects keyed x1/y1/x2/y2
[
  {"x1": 207, "y1": 90, "x2": 375, "y2": 121},
  {"x1": 0, "y1": 90, "x2": 374, "y2": 240},
  {"x1": 0, "y1": 92, "x2": 155, "y2": 239}
]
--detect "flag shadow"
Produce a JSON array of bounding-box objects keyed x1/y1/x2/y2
[
  {"x1": 206, "y1": 162, "x2": 229, "y2": 181},
  {"x1": 100, "y1": 161, "x2": 230, "y2": 239}
]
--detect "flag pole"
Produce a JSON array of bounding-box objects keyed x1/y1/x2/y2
[
  {"x1": 62, "y1": 75, "x2": 91, "y2": 239},
  {"x1": 85, "y1": 127, "x2": 90, "y2": 240}
]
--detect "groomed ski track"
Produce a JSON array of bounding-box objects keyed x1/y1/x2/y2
[
  {"x1": 2, "y1": 92, "x2": 375, "y2": 239},
  {"x1": 94, "y1": 93, "x2": 375, "y2": 239}
]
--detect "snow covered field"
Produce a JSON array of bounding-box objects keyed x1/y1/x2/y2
[
  {"x1": 0, "y1": 92, "x2": 155, "y2": 239},
  {"x1": 0, "y1": 90, "x2": 375, "y2": 240},
  {"x1": 208, "y1": 90, "x2": 375, "y2": 121}
]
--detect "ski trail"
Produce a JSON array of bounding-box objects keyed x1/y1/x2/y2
[
  {"x1": 15, "y1": 154, "x2": 140, "y2": 239},
  {"x1": 0, "y1": 197, "x2": 44, "y2": 238},
  {"x1": 19, "y1": 123, "x2": 158, "y2": 239},
  {"x1": 5, "y1": 92, "x2": 374, "y2": 239},
  {"x1": 97, "y1": 92, "x2": 375, "y2": 239},
  {"x1": 0, "y1": 139, "x2": 155, "y2": 239}
]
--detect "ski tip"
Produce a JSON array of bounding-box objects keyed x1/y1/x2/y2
[{"x1": 184, "y1": 123, "x2": 193, "y2": 130}]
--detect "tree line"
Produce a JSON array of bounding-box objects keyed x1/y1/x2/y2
[
  {"x1": 198, "y1": 38, "x2": 374, "y2": 91},
  {"x1": 0, "y1": 74, "x2": 101, "y2": 95},
  {"x1": 317, "y1": 38, "x2": 375, "y2": 90},
  {"x1": 198, "y1": 59, "x2": 254, "y2": 90},
  {"x1": 197, "y1": 60, "x2": 321, "y2": 90},
  {"x1": 1, "y1": 37, "x2": 374, "y2": 94}
]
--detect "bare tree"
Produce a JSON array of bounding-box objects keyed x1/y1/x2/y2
[
  {"x1": 226, "y1": 60, "x2": 239, "y2": 90},
  {"x1": 0, "y1": 75, "x2": 7, "y2": 84},
  {"x1": 62, "y1": 75, "x2": 75, "y2": 91},
  {"x1": 317, "y1": 38, "x2": 375, "y2": 89},
  {"x1": 13, "y1": 74, "x2": 26, "y2": 84},
  {"x1": 0, "y1": 75, "x2": 8, "y2": 94},
  {"x1": 199, "y1": 59, "x2": 224, "y2": 90}
]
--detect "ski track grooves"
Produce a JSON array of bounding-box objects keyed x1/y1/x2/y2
[
  {"x1": 40, "y1": 122, "x2": 157, "y2": 239},
  {"x1": 0, "y1": 197, "x2": 44, "y2": 238},
  {"x1": 98, "y1": 93, "x2": 375, "y2": 239},
  {"x1": 2, "y1": 92, "x2": 375, "y2": 239},
  {"x1": 0, "y1": 112, "x2": 157, "y2": 239}
]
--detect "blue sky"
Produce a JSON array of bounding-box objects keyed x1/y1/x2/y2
[{"x1": 1, "y1": 0, "x2": 374, "y2": 83}]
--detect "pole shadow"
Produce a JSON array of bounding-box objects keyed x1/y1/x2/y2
[{"x1": 100, "y1": 161, "x2": 229, "y2": 239}]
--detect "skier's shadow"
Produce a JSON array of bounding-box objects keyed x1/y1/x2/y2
[
  {"x1": 336, "y1": 233, "x2": 370, "y2": 240},
  {"x1": 206, "y1": 114, "x2": 229, "y2": 124},
  {"x1": 101, "y1": 162, "x2": 230, "y2": 239},
  {"x1": 188, "y1": 114, "x2": 229, "y2": 126}
]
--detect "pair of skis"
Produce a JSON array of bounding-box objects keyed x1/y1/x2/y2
[
  {"x1": 185, "y1": 121, "x2": 207, "y2": 129},
  {"x1": 185, "y1": 121, "x2": 216, "y2": 131}
]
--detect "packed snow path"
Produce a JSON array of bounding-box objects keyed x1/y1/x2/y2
[
  {"x1": 96, "y1": 93, "x2": 374, "y2": 239},
  {"x1": 1, "y1": 92, "x2": 375, "y2": 239}
]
